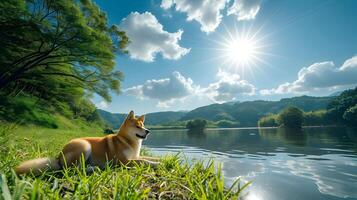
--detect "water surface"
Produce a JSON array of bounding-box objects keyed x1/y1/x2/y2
[{"x1": 144, "y1": 127, "x2": 357, "y2": 200}]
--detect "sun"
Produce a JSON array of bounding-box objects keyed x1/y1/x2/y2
[
  {"x1": 219, "y1": 30, "x2": 263, "y2": 68},
  {"x1": 224, "y1": 37, "x2": 258, "y2": 66},
  {"x1": 208, "y1": 24, "x2": 270, "y2": 74}
]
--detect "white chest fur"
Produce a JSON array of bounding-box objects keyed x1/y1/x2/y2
[{"x1": 123, "y1": 142, "x2": 141, "y2": 159}]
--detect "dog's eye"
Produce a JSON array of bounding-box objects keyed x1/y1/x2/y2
[{"x1": 136, "y1": 126, "x2": 141, "y2": 129}]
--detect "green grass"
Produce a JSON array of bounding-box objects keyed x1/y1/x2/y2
[{"x1": 0, "y1": 124, "x2": 249, "y2": 199}]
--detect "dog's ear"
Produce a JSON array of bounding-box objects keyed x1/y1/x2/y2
[
  {"x1": 127, "y1": 110, "x2": 134, "y2": 120},
  {"x1": 138, "y1": 115, "x2": 145, "y2": 123}
]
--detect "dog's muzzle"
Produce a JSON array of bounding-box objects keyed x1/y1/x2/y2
[{"x1": 136, "y1": 129, "x2": 150, "y2": 139}]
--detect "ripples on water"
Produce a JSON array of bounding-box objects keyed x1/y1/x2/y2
[{"x1": 144, "y1": 127, "x2": 357, "y2": 200}]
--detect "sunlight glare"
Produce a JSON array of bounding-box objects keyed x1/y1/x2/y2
[
  {"x1": 208, "y1": 24, "x2": 272, "y2": 77},
  {"x1": 225, "y1": 37, "x2": 257, "y2": 66},
  {"x1": 246, "y1": 193, "x2": 263, "y2": 200}
]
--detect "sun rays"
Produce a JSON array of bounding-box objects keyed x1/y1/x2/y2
[
  {"x1": 223, "y1": 36, "x2": 259, "y2": 66},
  {"x1": 204, "y1": 23, "x2": 274, "y2": 79}
]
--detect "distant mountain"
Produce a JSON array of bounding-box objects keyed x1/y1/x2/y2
[
  {"x1": 145, "y1": 111, "x2": 187, "y2": 125},
  {"x1": 97, "y1": 109, "x2": 187, "y2": 128},
  {"x1": 98, "y1": 95, "x2": 334, "y2": 128},
  {"x1": 181, "y1": 95, "x2": 333, "y2": 126},
  {"x1": 329, "y1": 91, "x2": 343, "y2": 97},
  {"x1": 97, "y1": 109, "x2": 126, "y2": 128}
]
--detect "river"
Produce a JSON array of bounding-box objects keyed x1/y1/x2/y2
[{"x1": 144, "y1": 127, "x2": 357, "y2": 200}]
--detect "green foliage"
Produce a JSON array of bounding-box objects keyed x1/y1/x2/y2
[
  {"x1": 327, "y1": 87, "x2": 357, "y2": 125},
  {"x1": 276, "y1": 107, "x2": 304, "y2": 128},
  {"x1": 258, "y1": 114, "x2": 278, "y2": 127},
  {"x1": 216, "y1": 120, "x2": 240, "y2": 128},
  {"x1": 0, "y1": 0, "x2": 128, "y2": 128},
  {"x1": 0, "y1": 94, "x2": 103, "y2": 128},
  {"x1": 0, "y1": 95, "x2": 58, "y2": 128},
  {"x1": 343, "y1": 104, "x2": 357, "y2": 126},
  {"x1": 304, "y1": 110, "x2": 329, "y2": 126},
  {"x1": 0, "y1": 0, "x2": 129, "y2": 101},
  {"x1": 258, "y1": 89, "x2": 357, "y2": 127},
  {"x1": 186, "y1": 119, "x2": 207, "y2": 131},
  {"x1": 259, "y1": 110, "x2": 331, "y2": 127},
  {"x1": 0, "y1": 124, "x2": 248, "y2": 199}
]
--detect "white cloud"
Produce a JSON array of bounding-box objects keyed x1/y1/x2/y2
[
  {"x1": 161, "y1": 0, "x2": 226, "y2": 33},
  {"x1": 270, "y1": 157, "x2": 357, "y2": 199},
  {"x1": 125, "y1": 69, "x2": 256, "y2": 108},
  {"x1": 261, "y1": 55, "x2": 357, "y2": 95},
  {"x1": 124, "y1": 71, "x2": 197, "y2": 107},
  {"x1": 227, "y1": 0, "x2": 261, "y2": 21},
  {"x1": 119, "y1": 12, "x2": 190, "y2": 62},
  {"x1": 161, "y1": 0, "x2": 173, "y2": 9},
  {"x1": 203, "y1": 69, "x2": 255, "y2": 102},
  {"x1": 95, "y1": 101, "x2": 109, "y2": 109},
  {"x1": 160, "y1": 0, "x2": 262, "y2": 33}
]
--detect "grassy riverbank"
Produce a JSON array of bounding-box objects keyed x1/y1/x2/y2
[{"x1": 0, "y1": 124, "x2": 248, "y2": 199}]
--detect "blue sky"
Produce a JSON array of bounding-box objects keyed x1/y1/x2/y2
[{"x1": 93, "y1": 0, "x2": 357, "y2": 114}]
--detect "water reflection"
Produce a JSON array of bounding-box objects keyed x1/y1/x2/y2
[
  {"x1": 346, "y1": 127, "x2": 357, "y2": 144},
  {"x1": 187, "y1": 129, "x2": 207, "y2": 139},
  {"x1": 145, "y1": 127, "x2": 357, "y2": 200},
  {"x1": 259, "y1": 127, "x2": 307, "y2": 146}
]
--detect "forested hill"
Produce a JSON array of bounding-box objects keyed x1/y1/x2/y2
[
  {"x1": 98, "y1": 110, "x2": 187, "y2": 128},
  {"x1": 182, "y1": 96, "x2": 332, "y2": 126},
  {"x1": 99, "y1": 95, "x2": 333, "y2": 128}
]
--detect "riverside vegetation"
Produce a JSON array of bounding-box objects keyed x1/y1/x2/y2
[
  {"x1": 98, "y1": 87, "x2": 357, "y2": 130},
  {"x1": 100, "y1": 89, "x2": 356, "y2": 133},
  {"x1": 0, "y1": 0, "x2": 248, "y2": 198},
  {"x1": 258, "y1": 87, "x2": 357, "y2": 128}
]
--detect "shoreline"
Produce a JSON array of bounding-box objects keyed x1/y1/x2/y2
[{"x1": 144, "y1": 125, "x2": 344, "y2": 131}]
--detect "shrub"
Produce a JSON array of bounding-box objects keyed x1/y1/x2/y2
[
  {"x1": 216, "y1": 120, "x2": 240, "y2": 128},
  {"x1": 258, "y1": 114, "x2": 278, "y2": 127},
  {"x1": 276, "y1": 106, "x2": 304, "y2": 128},
  {"x1": 186, "y1": 119, "x2": 207, "y2": 131}
]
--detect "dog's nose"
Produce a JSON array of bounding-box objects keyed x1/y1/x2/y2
[{"x1": 145, "y1": 129, "x2": 150, "y2": 134}]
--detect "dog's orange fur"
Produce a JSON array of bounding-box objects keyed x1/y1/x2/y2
[{"x1": 15, "y1": 111, "x2": 159, "y2": 175}]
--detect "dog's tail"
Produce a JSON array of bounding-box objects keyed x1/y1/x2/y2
[{"x1": 15, "y1": 157, "x2": 60, "y2": 175}]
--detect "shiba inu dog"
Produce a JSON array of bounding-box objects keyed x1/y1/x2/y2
[{"x1": 15, "y1": 111, "x2": 159, "y2": 175}]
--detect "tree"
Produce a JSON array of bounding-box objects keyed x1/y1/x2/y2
[
  {"x1": 327, "y1": 87, "x2": 357, "y2": 125},
  {"x1": 0, "y1": 0, "x2": 129, "y2": 101},
  {"x1": 186, "y1": 119, "x2": 207, "y2": 131},
  {"x1": 343, "y1": 104, "x2": 357, "y2": 126},
  {"x1": 276, "y1": 106, "x2": 304, "y2": 128}
]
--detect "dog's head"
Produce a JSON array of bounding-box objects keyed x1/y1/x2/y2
[{"x1": 119, "y1": 110, "x2": 150, "y2": 140}]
